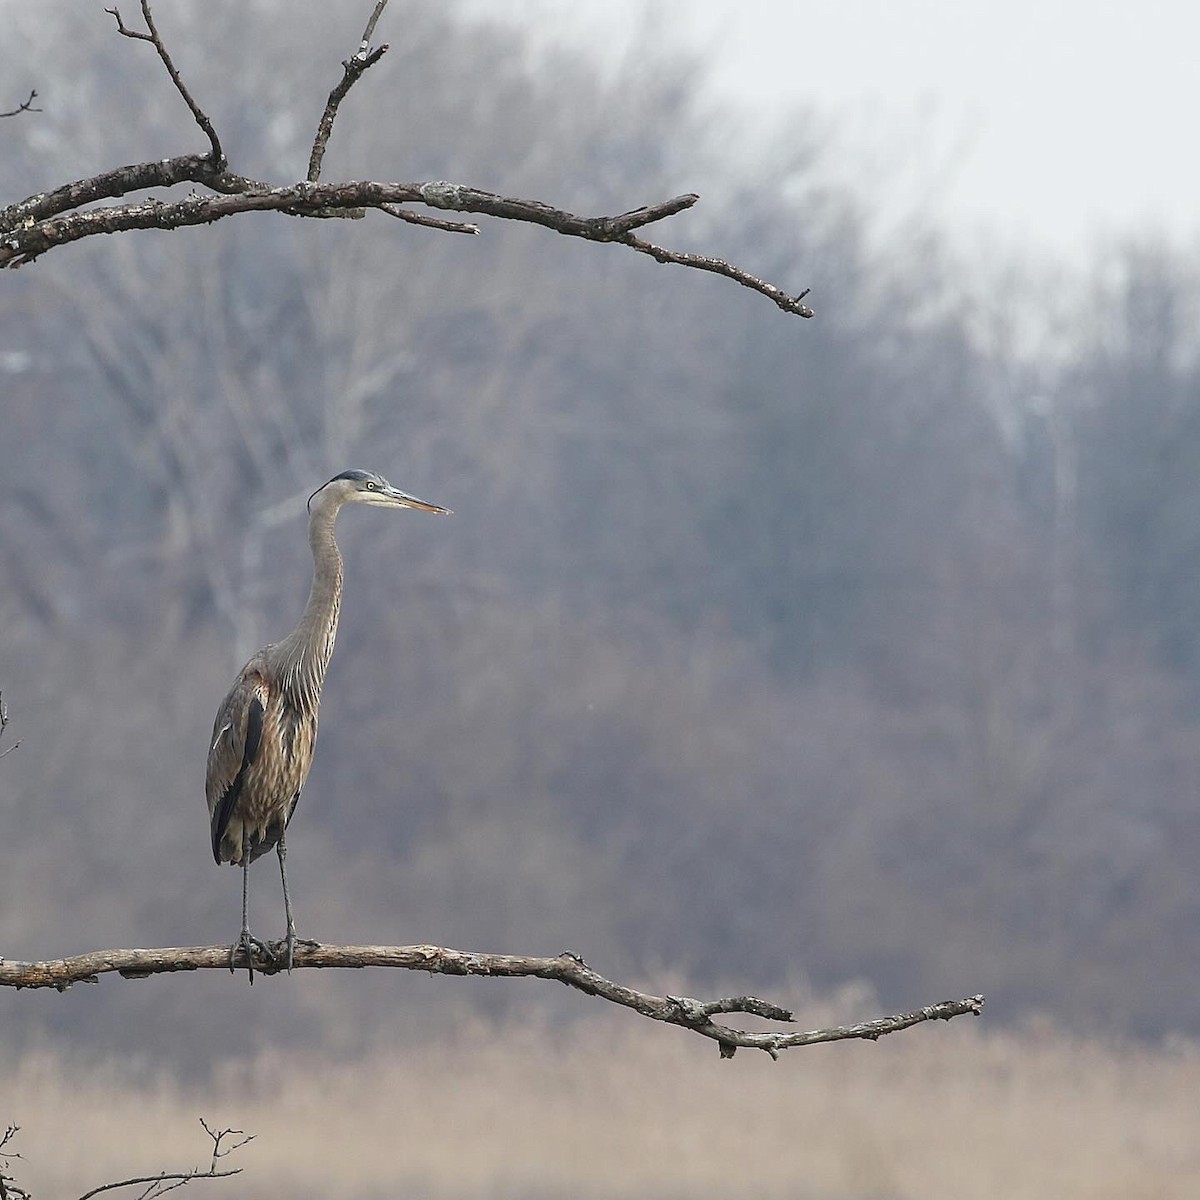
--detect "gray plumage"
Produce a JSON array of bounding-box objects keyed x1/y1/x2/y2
[{"x1": 206, "y1": 469, "x2": 449, "y2": 978}]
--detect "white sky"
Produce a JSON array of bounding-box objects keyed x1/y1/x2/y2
[{"x1": 458, "y1": 0, "x2": 1200, "y2": 267}]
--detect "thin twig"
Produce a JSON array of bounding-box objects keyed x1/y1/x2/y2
[
  {"x1": 307, "y1": 0, "x2": 392, "y2": 182},
  {"x1": 75, "y1": 1167, "x2": 240, "y2": 1200},
  {"x1": 198, "y1": 1120, "x2": 254, "y2": 1170},
  {"x1": 0, "y1": 941, "x2": 982, "y2": 1058},
  {"x1": 622, "y1": 232, "x2": 814, "y2": 318},
  {"x1": 0, "y1": 90, "x2": 40, "y2": 119},
  {"x1": 380, "y1": 204, "x2": 480, "y2": 234},
  {"x1": 0, "y1": 1126, "x2": 29, "y2": 1200},
  {"x1": 73, "y1": 1121, "x2": 249, "y2": 1200},
  {"x1": 356, "y1": 0, "x2": 390, "y2": 57},
  {"x1": 106, "y1": 2, "x2": 224, "y2": 167}
]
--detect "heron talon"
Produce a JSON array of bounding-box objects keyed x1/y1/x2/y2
[
  {"x1": 229, "y1": 930, "x2": 271, "y2": 983},
  {"x1": 268, "y1": 930, "x2": 310, "y2": 974}
]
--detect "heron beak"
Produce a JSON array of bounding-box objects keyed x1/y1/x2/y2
[{"x1": 384, "y1": 486, "x2": 451, "y2": 514}]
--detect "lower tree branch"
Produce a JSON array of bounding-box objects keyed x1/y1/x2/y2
[{"x1": 0, "y1": 942, "x2": 982, "y2": 1059}]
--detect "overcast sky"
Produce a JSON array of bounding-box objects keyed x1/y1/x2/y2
[{"x1": 459, "y1": 0, "x2": 1199, "y2": 268}]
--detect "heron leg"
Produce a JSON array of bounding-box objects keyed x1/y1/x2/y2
[
  {"x1": 277, "y1": 829, "x2": 297, "y2": 973},
  {"x1": 230, "y1": 827, "x2": 269, "y2": 983}
]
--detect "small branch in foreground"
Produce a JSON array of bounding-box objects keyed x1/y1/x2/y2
[
  {"x1": 73, "y1": 1120, "x2": 248, "y2": 1200},
  {"x1": 106, "y1": 1, "x2": 224, "y2": 168},
  {"x1": 0, "y1": 941, "x2": 982, "y2": 1059},
  {"x1": 0, "y1": 1123, "x2": 29, "y2": 1200},
  {"x1": 0, "y1": 90, "x2": 40, "y2": 119}
]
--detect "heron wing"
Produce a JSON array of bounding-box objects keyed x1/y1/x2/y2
[{"x1": 206, "y1": 659, "x2": 270, "y2": 864}]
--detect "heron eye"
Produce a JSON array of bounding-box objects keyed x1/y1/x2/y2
[{"x1": 366, "y1": 481, "x2": 377, "y2": 490}]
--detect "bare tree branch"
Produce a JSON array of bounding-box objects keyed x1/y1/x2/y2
[
  {"x1": 0, "y1": 90, "x2": 39, "y2": 119},
  {"x1": 1, "y1": 1120, "x2": 246, "y2": 1200},
  {"x1": 1, "y1": 182, "x2": 705, "y2": 265},
  {"x1": 0, "y1": 942, "x2": 982, "y2": 1059},
  {"x1": 0, "y1": 2, "x2": 814, "y2": 315},
  {"x1": 379, "y1": 204, "x2": 480, "y2": 235},
  {"x1": 356, "y1": 0, "x2": 391, "y2": 54},
  {"x1": 106, "y1": 2, "x2": 224, "y2": 168},
  {"x1": 73, "y1": 1120, "x2": 248, "y2": 1200},
  {"x1": 0, "y1": 1124, "x2": 29, "y2": 1200},
  {"x1": 622, "y1": 231, "x2": 813, "y2": 317},
  {"x1": 307, "y1": 0, "x2": 392, "y2": 182}
]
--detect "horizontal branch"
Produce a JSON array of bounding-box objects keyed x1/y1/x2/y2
[
  {"x1": 0, "y1": 154, "x2": 224, "y2": 230},
  {"x1": 0, "y1": 1, "x2": 814, "y2": 315},
  {"x1": 0, "y1": 179, "x2": 813, "y2": 315},
  {"x1": 0, "y1": 941, "x2": 982, "y2": 1058}
]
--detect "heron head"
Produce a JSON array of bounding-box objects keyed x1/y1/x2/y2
[{"x1": 307, "y1": 469, "x2": 451, "y2": 515}]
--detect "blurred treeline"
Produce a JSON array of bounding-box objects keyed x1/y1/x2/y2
[{"x1": 2, "y1": 0, "x2": 1200, "y2": 1061}]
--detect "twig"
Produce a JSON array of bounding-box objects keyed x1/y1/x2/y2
[
  {"x1": 307, "y1": 0, "x2": 393, "y2": 182},
  {"x1": 0, "y1": 693, "x2": 18, "y2": 760},
  {"x1": 0, "y1": 1125, "x2": 28, "y2": 1200},
  {"x1": 198, "y1": 1120, "x2": 254, "y2": 1170},
  {"x1": 379, "y1": 204, "x2": 480, "y2": 235},
  {"x1": 73, "y1": 1121, "x2": 248, "y2": 1200},
  {"x1": 356, "y1": 0, "x2": 390, "y2": 56},
  {"x1": 622, "y1": 232, "x2": 814, "y2": 317},
  {"x1": 0, "y1": 941, "x2": 982, "y2": 1058},
  {"x1": 106, "y1": 2, "x2": 224, "y2": 167},
  {"x1": 0, "y1": 90, "x2": 40, "y2": 119}
]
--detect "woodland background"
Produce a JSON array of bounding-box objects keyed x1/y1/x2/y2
[{"x1": 2, "y1": 1, "x2": 1199, "y2": 1195}]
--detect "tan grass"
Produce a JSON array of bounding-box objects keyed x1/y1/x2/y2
[{"x1": 6, "y1": 1003, "x2": 1200, "y2": 1199}]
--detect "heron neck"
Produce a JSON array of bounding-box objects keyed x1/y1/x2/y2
[{"x1": 280, "y1": 498, "x2": 344, "y2": 707}]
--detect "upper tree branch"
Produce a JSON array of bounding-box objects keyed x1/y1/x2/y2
[
  {"x1": 0, "y1": 182, "x2": 814, "y2": 314},
  {"x1": 0, "y1": 941, "x2": 982, "y2": 1059},
  {"x1": 0, "y1": 1, "x2": 814, "y2": 316}
]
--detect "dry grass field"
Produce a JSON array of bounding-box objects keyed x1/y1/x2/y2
[{"x1": 6, "y1": 992, "x2": 1199, "y2": 1199}]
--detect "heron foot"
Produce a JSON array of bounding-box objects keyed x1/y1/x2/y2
[
  {"x1": 268, "y1": 932, "x2": 319, "y2": 974},
  {"x1": 229, "y1": 929, "x2": 272, "y2": 983}
]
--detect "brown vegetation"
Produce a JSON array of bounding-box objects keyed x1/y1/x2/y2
[{"x1": 6, "y1": 1001, "x2": 1199, "y2": 1199}]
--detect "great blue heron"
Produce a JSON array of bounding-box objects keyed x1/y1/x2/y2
[{"x1": 206, "y1": 469, "x2": 449, "y2": 979}]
